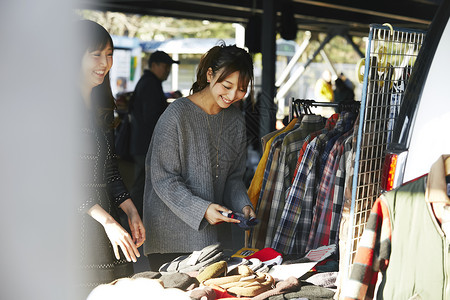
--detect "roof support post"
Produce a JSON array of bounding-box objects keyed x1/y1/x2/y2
[
  {"x1": 259, "y1": 0, "x2": 277, "y2": 139},
  {"x1": 319, "y1": 49, "x2": 338, "y2": 79},
  {"x1": 343, "y1": 33, "x2": 365, "y2": 58},
  {"x1": 275, "y1": 35, "x2": 312, "y2": 87}
]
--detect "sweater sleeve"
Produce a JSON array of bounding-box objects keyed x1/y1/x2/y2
[
  {"x1": 343, "y1": 196, "x2": 392, "y2": 300},
  {"x1": 223, "y1": 112, "x2": 253, "y2": 212},
  {"x1": 148, "y1": 107, "x2": 212, "y2": 231}
]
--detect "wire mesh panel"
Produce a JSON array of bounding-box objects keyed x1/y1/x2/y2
[{"x1": 343, "y1": 24, "x2": 426, "y2": 276}]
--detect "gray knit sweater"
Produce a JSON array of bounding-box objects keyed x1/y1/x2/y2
[{"x1": 143, "y1": 97, "x2": 253, "y2": 254}]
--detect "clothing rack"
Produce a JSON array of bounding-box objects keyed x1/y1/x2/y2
[{"x1": 288, "y1": 98, "x2": 360, "y2": 121}]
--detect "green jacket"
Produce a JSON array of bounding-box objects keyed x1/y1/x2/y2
[{"x1": 380, "y1": 175, "x2": 450, "y2": 300}]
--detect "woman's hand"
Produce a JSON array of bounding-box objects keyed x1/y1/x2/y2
[
  {"x1": 88, "y1": 204, "x2": 140, "y2": 262},
  {"x1": 119, "y1": 199, "x2": 146, "y2": 248},
  {"x1": 103, "y1": 217, "x2": 140, "y2": 262},
  {"x1": 242, "y1": 205, "x2": 256, "y2": 219},
  {"x1": 204, "y1": 203, "x2": 241, "y2": 225}
]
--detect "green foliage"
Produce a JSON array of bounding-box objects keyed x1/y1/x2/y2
[{"x1": 77, "y1": 10, "x2": 235, "y2": 40}]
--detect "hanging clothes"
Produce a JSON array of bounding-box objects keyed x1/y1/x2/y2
[
  {"x1": 248, "y1": 99, "x2": 359, "y2": 258},
  {"x1": 270, "y1": 111, "x2": 357, "y2": 255},
  {"x1": 247, "y1": 118, "x2": 299, "y2": 208},
  {"x1": 263, "y1": 114, "x2": 339, "y2": 249},
  {"x1": 343, "y1": 155, "x2": 450, "y2": 300},
  {"x1": 251, "y1": 115, "x2": 325, "y2": 249},
  {"x1": 306, "y1": 128, "x2": 354, "y2": 250},
  {"x1": 256, "y1": 119, "x2": 302, "y2": 215}
]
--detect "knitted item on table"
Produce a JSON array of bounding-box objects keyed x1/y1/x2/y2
[
  {"x1": 203, "y1": 266, "x2": 274, "y2": 297},
  {"x1": 202, "y1": 265, "x2": 253, "y2": 286},
  {"x1": 209, "y1": 284, "x2": 253, "y2": 299},
  {"x1": 87, "y1": 277, "x2": 192, "y2": 300},
  {"x1": 268, "y1": 283, "x2": 335, "y2": 300},
  {"x1": 251, "y1": 276, "x2": 300, "y2": 300},
  {"x1": 159, "y1": 272, "x2": 199, "y2": 290},
  {"x1": 225, "y1": 273, "x2": 275, "y2": 297},
  {"x1": 159, "y1": 243, "x2": 224, "y2": 274},
  {"x1": 304, "y1": 272, "x2": 338, "y2": 288},
  {"x1": 189, "y1": 286, "x2": 217, "y2": 300},
  {"x1": 226, "y1": 256, "x2": 250, "y2": 274},
  {"x1": 248, "y1": 258, "x2": 263, "y2": 272},
  {"x1": 132, "y1": 271, "x2": 161, "y2": 280},
  {"x1": 196, "y1": 261, "x2": 228, "y2": 283},
  {"x1": 209, "y1": 284, "x2": 240, "y2": 298},
  {"x1": 245, "y1": 248, "x2": 283, "y2": 266}
]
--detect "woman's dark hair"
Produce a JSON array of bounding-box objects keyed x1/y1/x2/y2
[
  {"x1": 77, "y1": 19, "x2": 115, "y2": 127},
  {"x1": 191, "y1": 43, "x2": 254, "y2": 102}
]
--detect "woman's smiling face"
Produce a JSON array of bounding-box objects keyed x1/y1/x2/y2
[
  {"x1": 81, "y1": 42, "x2": 113, "y2": 89},
  {"x1": 208, "y1": 69, "x2": 247, "y2": 109}
]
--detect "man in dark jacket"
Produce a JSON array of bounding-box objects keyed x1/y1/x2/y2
[{"x1": 129, "y1": 50, "x2": 179, "y2": 217}]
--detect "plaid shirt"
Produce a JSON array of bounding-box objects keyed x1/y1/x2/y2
[
  {"x1": 262, "y1": 117, "x2": 324, "y2": 248},
  {"x1": 251, "y1": 146, "x2": 281, "y2": 249},
  {"x1": 270, "y1": 137, "x2": 319, "y2": 254},
  {"x1": 342, "y1": 197, "x2": 392, "y2": 300},
  {"x1": 306, "y1": 129, "x2": 353, "y2": 251},
  {"x1": 292, "y1": 113, "x2": 339, "y2": 182},
  {"x1": 257, "y1": 121, "x2": 301, "y2": 211},
  {"x1": 270, "y1": 113, "x2": 352, "y2": 255},
  {"x1": 317, "y1": 112, "x2": 356, "y2": 189},
  {"x1": 330, "y1": 134, "x2": 354, "y2": 246},
  {"x1": 247, "y1": 118, "x2": 299, "y2": 209},
  {"x1": 251, "y1": 122, "x2": 301, "y2": 248}
]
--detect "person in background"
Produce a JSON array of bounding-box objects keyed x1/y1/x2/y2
[
  {"x1": 314, "y1": 69, "x2": 335, "y2": 117},
  {"x1": 129, "y1": 50, "x2": 179, "y2": 218},
  {"x1": 143, "y1": 44, "x2": 256, "y2": 271},
  {"x1": 77, "y1": 19, "x2": 145, "y2": 297},
  {"x1": 333, "y1": 74, "x2": 355, "y2": 104}
]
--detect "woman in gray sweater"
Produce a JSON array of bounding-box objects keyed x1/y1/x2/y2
[{"x1": 143, "y1": 44, "x2": 256, "y2": 271}]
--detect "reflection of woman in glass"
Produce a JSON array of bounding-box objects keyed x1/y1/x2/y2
[
  {"x1": 77, "y1": 20, "x2": 145, "y2": 296},
  {"x1": 143, "y1": 44, "x2": 256, "y2": 271}
]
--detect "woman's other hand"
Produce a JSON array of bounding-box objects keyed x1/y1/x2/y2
[
  {"x1": 242, "y1": 205, "x2": 256, "y2": 219},
  {"x1": 119, "y1": 199, "x2": 146, "y2": 247}
]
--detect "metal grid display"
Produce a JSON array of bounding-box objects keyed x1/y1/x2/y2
[{"x1": 343, "y1": 24, "x2": 426, "y2": 276}]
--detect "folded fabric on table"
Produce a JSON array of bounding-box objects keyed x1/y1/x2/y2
[
  {"x1": 159, "y1": 243, "x2": 224, "y2": 274},
  {"x1": 226, "y1": 256, "x2": 250, "y2": 274},
  {"x1": 159, "y1": 272, "x2": 199, "y2": 290},
  {"x1": 87, "y1": 277, "x2": 192, "y2": 300},
  {"x1": 304, "y1": 272, "x2": 338, "y2": 288},
  {"x1": 188, "y1": 286, "x2": 217, "y2": 300},
  {"x1": 202, "y1": 265, "x2": 275, "y2": 297},
  {"x1": 252, "y1": 276, "x2": 301, "y2": 300},
  {"x1": 267, "y1": 282, "x2": 335, "y2": 300},
  {"x1": 202, "y1": 265, "x2": 253, "y2": 286},
  {"x1": 196, "y1": 261, "x2": 228, "y2": 283},
  {"x1": 132, "y1": 271, "x2": 161, "y2": 280}
]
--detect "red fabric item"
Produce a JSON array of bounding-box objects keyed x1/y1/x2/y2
[
  {"x1": 244, "y1": 247, "x2": 282, "y2": 264},
  {"x1": 210, "y1": 284, "x2": 252, "y2": 299},
  {"x1": 311, "y1": 258, "x2": 332, "y2": 272}
]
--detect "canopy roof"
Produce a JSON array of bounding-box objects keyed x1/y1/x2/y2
[{"x1": 78, "y1": 0, "x2": 442, "y2": 37}]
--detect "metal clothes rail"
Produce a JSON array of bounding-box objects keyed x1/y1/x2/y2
[{"x1": 342, "y1": 23, "x2": 426, "y2": 279}]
